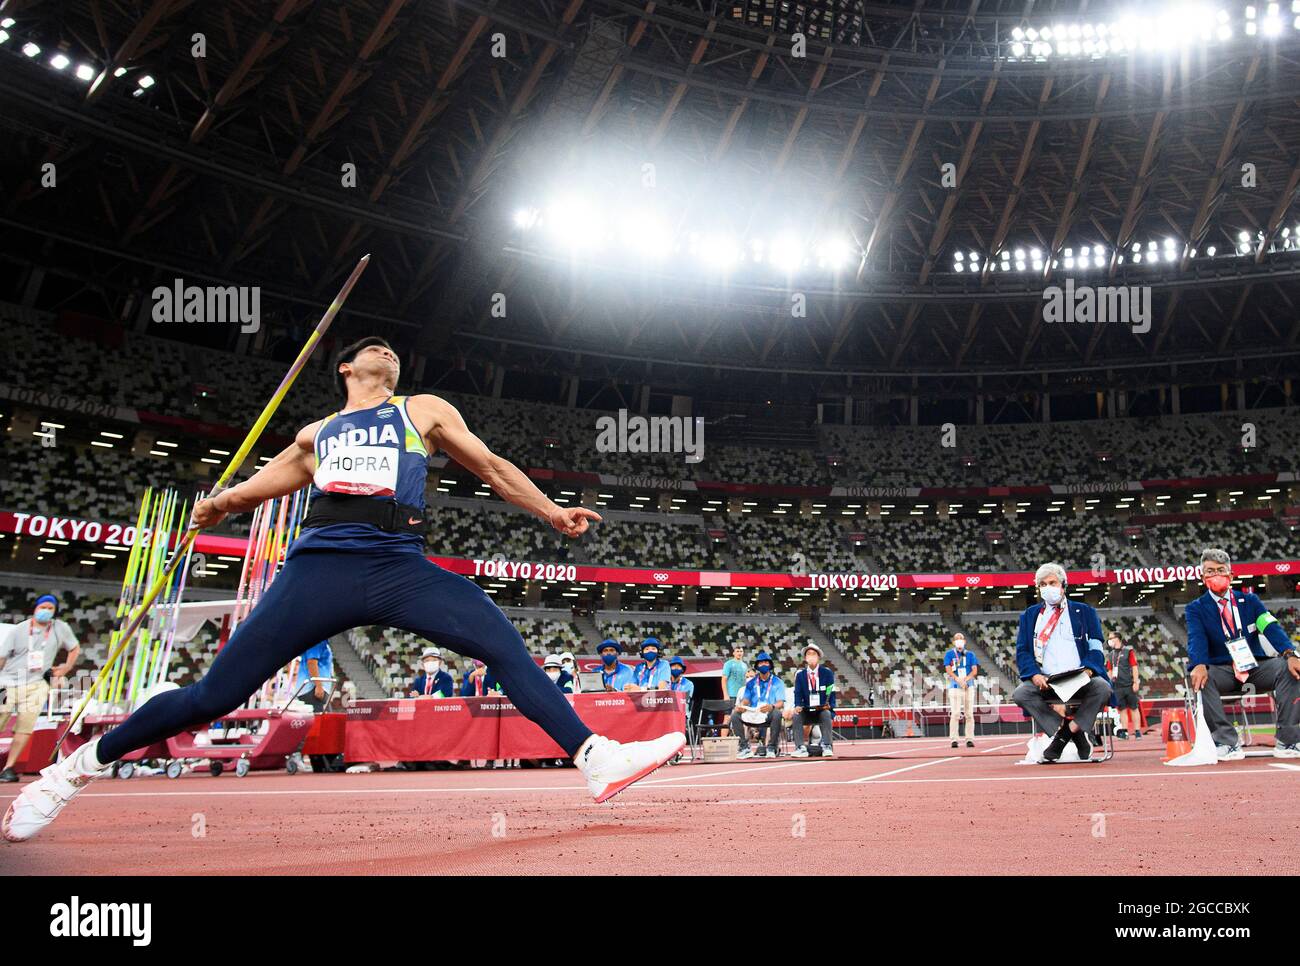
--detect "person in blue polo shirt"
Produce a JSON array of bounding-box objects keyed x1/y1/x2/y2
[
  {"x1": 729, "y1": 651, "x2": 786, "y2": 759},
  {"x1": 667, "y1": 654, "x2": 694, "y2": 700},
  {"x1": 631, "y1": 637, "x2": 671, "y2": 691},
  {"x1": 1012, "y1": 562, "x2": 1112, "y2": 763},
  {"x1": 597, "y1": 639, "x2": 635, "y2": 692},
  {"x1": 944, "y1": 632, "x2": 979, "y2": 748},
  {"x1": 1186, "y1": 548, "x2": 1300, "y2": 759},
  {"x1": 295, "y1": 639, "x2": 334, "y2": 711},
  {"x1": 410, "y1": 647, "x2": 455, "y2": 697},
  {"x1": 791, "y1": 643, "x2": 835, "y2": 758}
]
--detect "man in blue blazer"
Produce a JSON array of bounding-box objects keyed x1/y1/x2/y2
[
  {"x1": 1186, "y1": 548, "x2": 1300, "y2": 759},
  {"x1": 790, "y1": 643, "x2": 836, "y2": 758},
  {"x1": 1013, "y1": 562, "x2": 1112, "y2": 762}
]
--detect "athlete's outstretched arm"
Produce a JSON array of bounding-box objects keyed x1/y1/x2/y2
[
  {"x1": 191, "y1": 423, "x2": 318, "y2": 528},
  {"x1": 411, "y1": 395, "x2": 601, "y2": 538}
]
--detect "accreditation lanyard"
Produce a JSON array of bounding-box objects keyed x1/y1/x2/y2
[
  {"x1": 752, "y1": 674, "x2": 774, "y2": 706},
  {"x1": 1033, "y1": 605, "x2": 1066, "y2": 665},
  {"x1": 637, "y1": 660, "x2": 658, "y2": 685},
  {"x1": 27, "y1": 622, "x2": 52, "y2": 672},
  {"x1": 424, "y1": 673, "x2": 434, "y2": 695},
  {"x1": 807, "y1": 668, "x2": 821, "y2": 706}
]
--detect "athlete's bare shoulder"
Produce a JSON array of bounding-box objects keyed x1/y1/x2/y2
[
  {"x1": 295, "y1": 418, "x2": 325, "y2": 451},
  {"x1": 404, "y1": 393, "x2": 458, "y2": 435}
]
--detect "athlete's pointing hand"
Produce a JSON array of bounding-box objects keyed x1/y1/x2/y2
[{"x1": 550, "y1": 506, "x2": 602, "y2": 538}]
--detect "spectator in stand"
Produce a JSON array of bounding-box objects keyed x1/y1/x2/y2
[
  {"x1": 791, "y1": 643, "x2": 835, "y2": 758},
  {"x1": 730, "y1": 651, "x2": 786, "y2": 759},
  {"x1": 720, "y1": 643, "x2": 750, "y2": 737},
  {"x1": 1012, "y1": 563, "x2": 1112, "y2": 763},
  {"x1": 410, "y1": 647, "x2": 456, "y2": 698},
  {"x1": 1106, "y1": 632, "x2": 1143, "y2": 739},
  {"x1": 0, "y1": 595, "x2": 80, "y2": 783},
  {"x1": 945, "y1": 632, "x2": 979, "y2": 748},
  {"x1": 460, "y1": 659, "x2": 500, "y2": 698},
  {"x1": 597, "y1": 639, "x2": 635, "y2": 692},
  {"x1": 296, "y1": 639, "x2": 334, "y2": 711},
  {"x1": 631, "y1": 637, "x2": 671, "y2": 691},
  {"x1": 1186, "y1": 548, "x2": 1300, "y2": 760},
  {"x1": 544, "y1": 653, "x2": 574, "y2": 693}
]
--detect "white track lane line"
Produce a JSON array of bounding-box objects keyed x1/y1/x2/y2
[
  {"x1": 0, "y1": 765, "x2": 1293, "y2": 801},
  {"x1": 1269, "y1": 763, "x2": 1300, "y2": 771},
  {"x1": 849, "y1": 757, "x2": 960, "y2": 782},
  {"x1": 979, "y1": 739, "x2": 1028, "y2": 754},
  {"x1": 641, "y1": 759, "x2": 825, "y2": 785}
]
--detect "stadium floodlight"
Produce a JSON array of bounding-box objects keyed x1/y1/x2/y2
[
  {"x1": 21, "y1": 40, "x2": 39, "y2": 57},
  {"x1": 1238, "y1": 230, "x2": 1251, "y2": 242},
  {"x1": 543, "y1": 198, "x2": 604, "y2": 250},
  {"x1": 954, "y1": 262, "x2": 964, "y2": 272},
  {"x1": 1013, "y1": 26, "x2": 1025, "y2": 40},
  {"x1": 954, "y1": 251, "x2": 964, "y2": 261},
  {"x1": 74, "y1": 63, "x2": 94, "y2": 81},
  {"x1": 1028, "y1": 27, "x2": 1040, "y2": 40},
  {"x1": 0, "y1": 17, "x2": 14, "y2": 27},
  {"x1": 137, "y1": 73, "x2": 155, "y2": 88},
  {"x1": 50, "y1": 52, "x2": 70, "y2": 70},
  {"x1": 818, "y1": 236, "x2": 853, "y2": 270},
  {"x1": 1011, "y1": 42, "x2": 1026, "y2": 56},
  {"x1": 113, "y1": 66, "x2": 127, "y2": 77},
  {"x1": 700, "y1": 233, "x2": 740, "y2": 269},
  {"x1": 0, "y1": 29, "x2": 8, "y2": 44},
  {"x1": 513, "y1": 207, "x2": 539, "y2": 230},
  {"x1": 768, "y1": 234, "x2": 805, "y2": 272},
  {"x1": 1206, "y1": 245, "x2": 1216, "y2": 256},
  {"x1": 620, "y1": 211, "x2": 671, "y2": 258}
]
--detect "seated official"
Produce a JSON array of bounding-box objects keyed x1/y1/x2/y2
[
  {"x1": 729, "y1": 651, "x2": 786, "y2": 759},
  {"x1": 1012, "y1": 562, "x2": 1112, "y2": 763},
  {"x1": 543, "y1": 653, "x2": 574, "y2": 693},
  {"x1": 1186, "y1": 548, "x2": 1300, "y2": 760},
  {"x1": 296, "y1": 639, "x2": 334, "y2": 711},
  {"x1": 667, "y1": 654, "x2": 694, "y2": 701},
  {"x1": 791, "y1": 643, "x2": 835, "y2": 758},
  {"x1": 460, "y1": 659, "x2": 501, "y2": 697},
  {"x1": 597, "y1": 639, "x2": 635, "y2": 692},
  {"x1": 409, "y1": 646, "x2": 455, "y2": 698},
  {"x1": 630, "y1": 637, "x2": 671, "y2": 691}
]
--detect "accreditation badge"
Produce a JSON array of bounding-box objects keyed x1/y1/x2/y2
[{"x1": 1225, "y1": 637, "x2": 1258, "y2": 674}]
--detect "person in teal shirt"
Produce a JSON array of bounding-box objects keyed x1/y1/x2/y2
[{"x1": 720, "y1": 643, "x2": 750, "y2": 737}]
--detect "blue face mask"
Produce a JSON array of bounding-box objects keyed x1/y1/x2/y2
[
  {"x1": 757, "y1": 665, "x2": 772, "y2": 677},
  {"x1": 642, "y1": 651, "x2": 659, "y2": 663},
  {"x1": 601, "y1": 652, "x2": 619, "y2": 666},
  {"x1": 670, "y1": 667, "x2": 683, "y2": 677},
  {"x1": 34, "y1": 608, "x2": 54, "y2": 624}
]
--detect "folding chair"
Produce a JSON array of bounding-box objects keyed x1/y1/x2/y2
[{"x1": 694, "y1": 699, "x2": 736, "y2": 750}]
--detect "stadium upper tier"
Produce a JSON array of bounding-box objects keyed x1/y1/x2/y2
[{"x1": 3, "y1": 313, "x2": 1300, "y2": 491}]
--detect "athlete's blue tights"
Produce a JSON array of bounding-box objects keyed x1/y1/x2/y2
[{"x1": 96, "y1": 548, "x2": 594, "y2": 762}]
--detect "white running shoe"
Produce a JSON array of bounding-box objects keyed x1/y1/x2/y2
[
  {"x1": 1216, "y1": 744, "x2": 1245, "y2": 762},
  {"x1": 791, "y1": 746, "x2": 809, "y2": 758},
  {"x1": 1273, "y1": 742, "x2": 1300, "y2": 759},
  {"x1": 735, "y1": 747, "x2": 755, "y2": 760},
  {"x1": 577, "y1": 732, "x2": 685, "y2": 803},
  {"x1": 3, "y1": 737, "x2": 109, "y2": 842},
  {"x1": 821, "y1": 746, "x2": 835, "y2": 758}
]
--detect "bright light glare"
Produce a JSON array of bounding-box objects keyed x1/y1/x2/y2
[
  {"x1": 50, "y1": 52, "x2": 70, "y2": 70},
  {"x1": 137, "y1": 74, "x2": 155, "y2": 88},
  {"x1": 74, "y1": 63, "x2": 94, "y2": 81},
  {"x1": 22, "y1": 41, "x2": 39, "y2": 57},
  {"x1": 543, "y1": 199, "x2": 604, "y2": 250}
]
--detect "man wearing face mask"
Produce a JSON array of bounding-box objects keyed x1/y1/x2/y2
[
  {"x1": 1012, "y1": 563, "x2": 1111, "y2": 763},
  {"x1": 667, "y1": 654, "x2": 693, "y2": 700},
  {"x1": 630, "y1": 637, "x2": 671, "y2": 691},
  {"x1": 729, "y1": 651, "x2": 786, "y2": 759},
  {"x1": 596, "y1": 639, "x2": 635, "y2": 692},
  {"x1": 543, "y1": 653, "x2": 573, "y2": 693},
  {"x1": 560, "y1": 652, "x2": 577, "y2": 683},
  {"x1": 0, "y1": 595, "x2": 80, "y2": 782},
  {"x1": 791, "y1": 643, "x2": 835, "y2": 758},
  {"x1": 409, "y1": 647, "x2": 455, "y2": 698},
  {"x1": 1185, "y1": 548, "x2": 1300, "y2": 760},
  {"x1": 944, "y1": 632, "x2": 979, "y2": 748}
]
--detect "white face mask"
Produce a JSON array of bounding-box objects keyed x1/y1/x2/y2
[
  {"x1": 1040, "y1": 585, "x2": 1063, "y2": 606},
  {"x1": 423, "y1": 660, "x2": 439, "y2": 673},
  {"x1": 545, "y1": 669, "x2": 561, "y2": 682},
  {"x1": 954, "y1": 640, "x2": 965, "y2": 650}
]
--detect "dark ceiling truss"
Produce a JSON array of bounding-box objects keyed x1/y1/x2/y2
[{"x1": 1, "y1": 0, "x2": 1300, "y2": 387}]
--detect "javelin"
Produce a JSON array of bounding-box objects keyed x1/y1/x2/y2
[{"x1": 55, "y1": 254, "x2": 371, "y2": 755}]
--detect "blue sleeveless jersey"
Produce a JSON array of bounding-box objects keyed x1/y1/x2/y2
[{"x1": 289, "y1": 395, "x2": 430, "y2": 556}]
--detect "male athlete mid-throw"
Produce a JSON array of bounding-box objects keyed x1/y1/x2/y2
[{"x1": 5, "y1": 337, "x2": 683, "y2": 841}]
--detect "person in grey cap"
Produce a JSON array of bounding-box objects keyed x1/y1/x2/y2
[{"x1": 790, "y1": 643, "x2": 836, "y2": 758}]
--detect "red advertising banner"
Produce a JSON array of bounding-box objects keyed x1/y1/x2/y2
[{"x1": 343, "y1": 692, "x2": 687, "y2": 762}]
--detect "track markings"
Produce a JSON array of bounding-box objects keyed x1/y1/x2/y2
[{"x1": 849, "y1": 756, "x2": 960, "y2": 782}]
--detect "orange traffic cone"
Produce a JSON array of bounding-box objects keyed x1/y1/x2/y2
[{"x1": 1161, "y1": 707, "x2": 1193, "y2": 762}]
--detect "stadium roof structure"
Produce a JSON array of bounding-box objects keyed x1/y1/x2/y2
[{"x1": 3, "y1": 0, "x2": 1300, "y2": 398}]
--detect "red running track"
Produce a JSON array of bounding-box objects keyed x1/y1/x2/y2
[{"x1": 3, "y1": 734, "x2": 1297, "y2": 875}]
